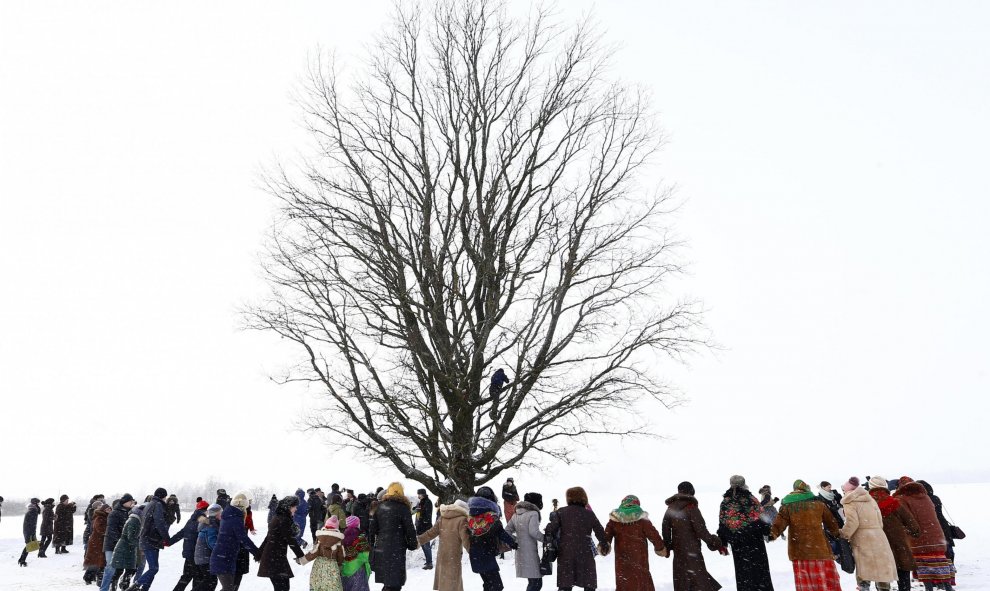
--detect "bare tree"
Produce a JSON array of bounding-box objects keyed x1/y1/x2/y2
[{"x1": 250, "y1": 0, "x2": 705, "y2": 498}]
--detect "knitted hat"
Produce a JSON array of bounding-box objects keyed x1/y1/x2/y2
[
  {"x1": 325, "y1": 516, "x2": 340, "y2": 530},
  {"x1": 154, "y1": 488, "x2": 168, "y2": 500},
  {"x1": 196, "y1": 500, "x2": 210, "y2": 511},
  {"x1": 677, "y1": 481, "x2": 695, "y2": 496},
  {"x1": 841, "y1": 476, "x2": 861, "y2": 493},
  {"x1": 729, "y1": 475, "x2": 747, "y2": 489},
  {"x1": 207, "y1": 503, "x2": 223, "y2": 516},
  {"x1": 345, "y1": 516, "x2": 360, "y2": 529},
  {"x1": 868, "y1": 475, "x2": 888, "y2": 490},
  {"x1": 231, "y1": 492, "x2": 251, "y2": 509}
]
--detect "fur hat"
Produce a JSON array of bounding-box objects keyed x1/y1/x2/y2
[
  {"x1": 92, "y1": 500, "x2": 105, "y2": 512},
  {"x1": 729, "y1": 475, "x2": 747, "y2": 490},
  {"x1": 325, "y1": 516, "x2": 340, "y2": 530},
  {"x1": 898, "y1": 476, "x2": 914, "y2": 489},
  {"x1": 30, "y1": 497, "x2": 40, "y2": 505},
  {"x1": 119, "y1": 493, "x2": 135, "y2": 505},
  {"x1": 231, "y1": 492, "x2": 251, "y2": 510},
  {"x1": 758, "y1": 485, "x2": 771, "y2": 495},
  {"x1": 196, "y1": 500, "x2": 210, "y2": 511},
  {"x1": 677, "y1": 481, "x2": 695, "y2": 496},
  {"x1": 565, "y1": 487, "x2": 589, "y2": 507},
  {"x1": 154, "y1": 488, "x2": 168, "y2": 500},
  {"x1": 523, "y1": 492, "x2": 543, "y2": 509},
  {"x1": 868, "y1": 475, "x2": 888, "y2": 491},
  {"x1": 207, "y1": 503, "x2": 223, "y2": 517},
  {"x1": 841, "y1": 476, "x2": 861, "y2": 493},
  {"x1": 42, "y1": 498, "x2": 55, "y2": 506},
  {"x1": 345, "y1": 516, "x2": 360, "y2": 529}
]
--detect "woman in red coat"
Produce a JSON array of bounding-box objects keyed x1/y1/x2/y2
[
  {"x1": 602, "y1": 495, "x2": 667, "y2": 591},
  {"x1": 893, "y1": 477, "x2": 953, "y2": 591}
]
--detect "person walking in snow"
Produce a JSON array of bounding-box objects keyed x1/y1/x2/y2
[
  {"x1": 299, "y1": 517, "x2": 346, "y2": 591},
  {"x1": 17, "y1": 497, "x2": 41, "y2": 567},
  {"x1": 257, "y1": 495, "x2": 306, "y2": 591},
  {"x1": 501, "y1": 478, "x2": 519, "y2": 523},
  {"x1": 368, "y1": 482, "x2": 418, "y2": 591},
  {"x1": 39, "y1": 497, "x2": 55, "y2": 558},
  {"x1": 128, "y1": 487, "x2": 177, "y2": 591},
  {"x1": 293, "y1": 488, "x2": 310, "y2": 547},
  {"x1": 417, "y1": 499, "x2": 470, "y2": 591},
  {"x1": 717, "y1": 476, "x2": 773, "y2": 591},
  {"x1": 662, "y1": 481, "x2": 724, "y2": 591},
  {"x1": 467, "y1": 491, "x2": 517, "y2": 591},
  {"x1": 505, "y1": 492, "x2": 546, "y2": 591},
  {"x1": 170, "y1": 499, "x2": 210, "y2": 591},
  {"x1": 544, "y1": 486, "x2": 608, "y2": 591},
  {"x1": 917, "y1": 480, "x2": 960, "y2": 588},
  {"x1": 309, "y1": 488, "x2": 328, "y2": 543},
  {"x1": 327, "y1": 494, "x2": 347, "y2": 531},
  {"x1": 111, "y1": 504, "x2": 146, "y2": 591},
  {"x1": 602, "y1": 494, "x2": 667, "y2": 591},
  {"x1": 770, "y1": 479, "x2": 842, "y2": 591},
  {"x1": 867, "y1": 476, "x2": 921, "y2": 591},
  {"x1": 166, "y1": 495, "x2": 182, "y2": 527},
  {"x1": 216, "y1": 489, "x2": 231, "y2": 509},
  {"x1": 413, "y1": 488, "x2": 435, "y2": 570},
  {"x1": 838, "y1": 476, "x2": 897, "y2": 591},
  {"x1": 193, "y1": 503, "x2": 222, "y2": 591},
  {"x1": 83, "y1": 501, "x2": 111, "y2": 584},
  {"x1": 101, "y1": 494, "x2": 137, "y2": 591},
  {"x1": 53, "y1": 493, "x2": 77, "y2": 553},
  {"x1": 893, "y1": 477, "x2": 954, "y2": 591},
  {"x1": 267, "y1": 494, "x2": 279, "y2": 525},
  {"x1": 340, "y1": 515, "x2": 372, "y2": 591},
  {"x1": 759, "y1": 485, "x2": 781, "y2": 541},
  {"x1": 210, "y1": 492, "x2": 260, "y2": 591}
]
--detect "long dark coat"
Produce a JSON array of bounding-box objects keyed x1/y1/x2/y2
[
  {"x1": 111, "y1": 513, "x2": 142, "y2": 570},
  {"x1": 210, "y1": 505, "x2": 259, "y2": 575},
  {"x1": 53, "y1": 501, "x2": 76, "y2": 546},
  {"x1": 544, "y1": 503, "x2": 607, "y2": 589},
  {"x1": 258, "y1": 510, "x2": 305, "y2": 578},
  {"x1": 603, "y1": 513, "x2": 665, "y2": 591},
  {"x1": 368, "y1": 496, "x2": 418, "y2": 588},
  {"x1": 84, "y1": 509, "x2": 109, "y2": 568},
  {"x1": 717, "y1": 490, "x2": 773, "y2": 591},
  {"x1": 662, "y1": 494, "x2": 723, "y2": 591},
  {"x1": 41, "y1": 503, "x2": 55, "y2": 537},
  {"x1": 23, "y1": 502, "x2": 40, "y2": 542}
]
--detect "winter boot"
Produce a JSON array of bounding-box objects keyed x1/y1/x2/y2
[{"x1": 119, "y1": 573, "x2": 132, "y2": 591}]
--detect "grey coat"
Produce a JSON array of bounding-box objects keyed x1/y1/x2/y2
[{"x1": 505, "y1": 502, "x2": 544, "y2": 579}]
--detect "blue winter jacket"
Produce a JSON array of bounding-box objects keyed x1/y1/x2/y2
[
  {"x1": 140, "y1": 496, "x2": 171, "y2": 549},
  {"x1": 209, "y1": 505, "x2": 258, "y2": 575},
  {"x1": 292, "y1": 489, "x2": 309, "y2": 541},
  {"x1": 178, "y1": 508, "x2": 206, "y2": 560},
  {"x1": 194, "y1": 516, "x2": 220, "y2": 566}
]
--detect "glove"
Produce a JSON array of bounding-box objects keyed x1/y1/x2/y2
[
  {"x1": 511, "y1": 543, "x2": 519, "y2": 551},
  {"x1": 718, "y1": 546, "x2": 729, "y2": 556},
  {"x1": 296, "y1": 556, "x2": 309, "y2": 566},
  {"x1": 597, "y1": 542, "x2": 610, "y2": 557},
  {"x1": 162, "y1": 541, "x2": 170, "y2": 547}
]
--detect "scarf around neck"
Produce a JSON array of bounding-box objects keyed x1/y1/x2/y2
[
  {"x1": 782, "y1": 480, "x2": 816, "y2": 506},
  {"x1": 613, "y1": 495, "x2": 645, "y2": 521}
]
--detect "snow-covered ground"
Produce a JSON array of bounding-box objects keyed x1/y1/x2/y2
[{"x1": 1, "y1": 484, "x2": 985, "y2": 590}]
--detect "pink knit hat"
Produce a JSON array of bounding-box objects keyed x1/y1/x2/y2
[
  {"x1": 324, "y1": 515, "x2": 339, "y2": 530},
  {"x1": 841, "y1": 476, "x2": 860, "y2": 493},
  {"x1": 345, "y1": 516, "x2": 360, "y2": 529}
]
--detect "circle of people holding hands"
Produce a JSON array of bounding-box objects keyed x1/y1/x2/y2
[{"x1": 10, "y1": 472, "x2": 964, "y2": 591}]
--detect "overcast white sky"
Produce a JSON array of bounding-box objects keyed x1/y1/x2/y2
[{"x1": 1, "y1": 1, "x2": 987, "y2": 504}]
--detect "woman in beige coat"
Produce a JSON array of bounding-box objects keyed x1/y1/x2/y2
[
  {"x1": 417, "y1": 499, "x2": 471, "y2": 591},
  {"x1": 839, "y1": 478, "x2": 897, "y2": 590}
]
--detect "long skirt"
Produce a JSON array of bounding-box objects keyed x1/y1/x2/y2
[
  {"x1": 730, "y1": 538, "x2": 774, "y2": 591},
  {"x1": 342, "y1": 571, "x2": 371, "y2": 591},
  {"x1": 310, "y1": 557, "x2": 344, "y2": 591},
  {"x1": 914, "y1": 553, "x2": 954, "y2": 584},
  {"x1": 792, "y1": 559, "x2": 841, "y2": 591}
]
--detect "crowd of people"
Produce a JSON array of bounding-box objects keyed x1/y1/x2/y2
[{"x1": 7, "y1": 474, "x2": 964, "y2": 591}]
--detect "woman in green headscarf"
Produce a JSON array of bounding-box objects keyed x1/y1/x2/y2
[
  {"x1": 602, "y1": 495, "x2": 667, "y2": 591},
  {"x1": 770, "y1": 480, "x2": 843, "y2": 591}
]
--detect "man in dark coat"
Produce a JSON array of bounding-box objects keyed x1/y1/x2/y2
[
  {"x1": 100, "y1": 494, "x2": 136, "y2": 591},
  {"x1": 0, "y1": 495, "x2": 4, "y2": 523},
  {"x1": 130, "y1": 487, "x2": 174, "y2": 591},
  {"x1": 168, "y1": 499, "x2": 208, "y2": 591},
  {"x1": 18, "y1": 497, "x2": 41, "y2": 566},
  {"x1": 352, "y1": 494, "x2": 372, "y2": 533},
  {"x1": 413, "y1": 488, "x2": 434, "y2": 569},
  {"x1": 258, "y1": 496, "x2": 305, "y2": 584},
  {"x1": 307, "y1": 488, "x2": 327, "y2": 543},
  {"x1": 662, "y1": 481, "x2": 724, "y2": 591},
  {"x1": 165, "y1": 495, "x2": 182, "y2": 526},
  {"x1": 215, "y1": 489, "x2": 231, "y2": 509},
  {"x1": 369, "y1": 483, "x2": 418, "y2": 590},
  {"x1": 39, "y1": 498, "x2": 55, "y2": 558},
  {"x1": 544, "y1": 486, "x2": 608, "y2": 591},
  {"x1": 53, "y1": 494, "x2": 77, "y2": 553}
]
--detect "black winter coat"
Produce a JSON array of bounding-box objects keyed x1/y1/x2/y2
[
  {"x1": 369, "y1": 497, "x2": 418, "y2": 587},
  {"x1": 352, "y1": 498, "x2": 371, "y2": 533},
  {"x1": 545, "y1": 504, "x2": 607, "y2": 589},
  {"x1": 258, "y1": 511, "x2": 304, "y2": 578},
  {"x1": 140, "y1": 496, "x2": 171, "y2": 549},
  {"x1": 414, "y1": 497, "x2": 434, "y2": 534},
  {"x1": 308, "y1": 494, "x2": 326, "y2": 526},
  {"x1": 53, "y1": 501, "x2": 76, "y2": 545},
  {"x1": 41, "y1": 504, "x2": 55, "y2": 537},
  {"x1": 166, "y1": 500, "x2": 182, "y2": 526},
  {"x1": 178, "y1": 509, "x2": 206, "y2": 560},
  {"x1": 23, "y1": 503, "x2": 40, "y2": 541},
  {"x1": 103, "y1": 502, "x2": 129, "y2": 553}
]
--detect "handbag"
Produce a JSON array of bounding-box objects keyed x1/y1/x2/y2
[
  {"x1": 949, "y1": 525, "x2": 966, "y2": 540},
  {"x1": 836, "y1": 538, "x2": 856, "y2": 574},
  {"x1": 539, "y1": 548, "x2": 553, "y2": 576},
  {"x1": 25, "y1": 539, "x2": 40, "y2": 553}
]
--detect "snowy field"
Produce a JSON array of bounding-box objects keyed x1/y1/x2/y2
[{"x1": 1, "y1": 484, "x2": 985, "y2": 591}]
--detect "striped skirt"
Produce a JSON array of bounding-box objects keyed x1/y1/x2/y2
[
  {"x1": 915, "y1": 553, "x2": 954, "y2": 583},
  {"x1": 792, "y1": 559, "x2": 842, "y2": 591}
]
